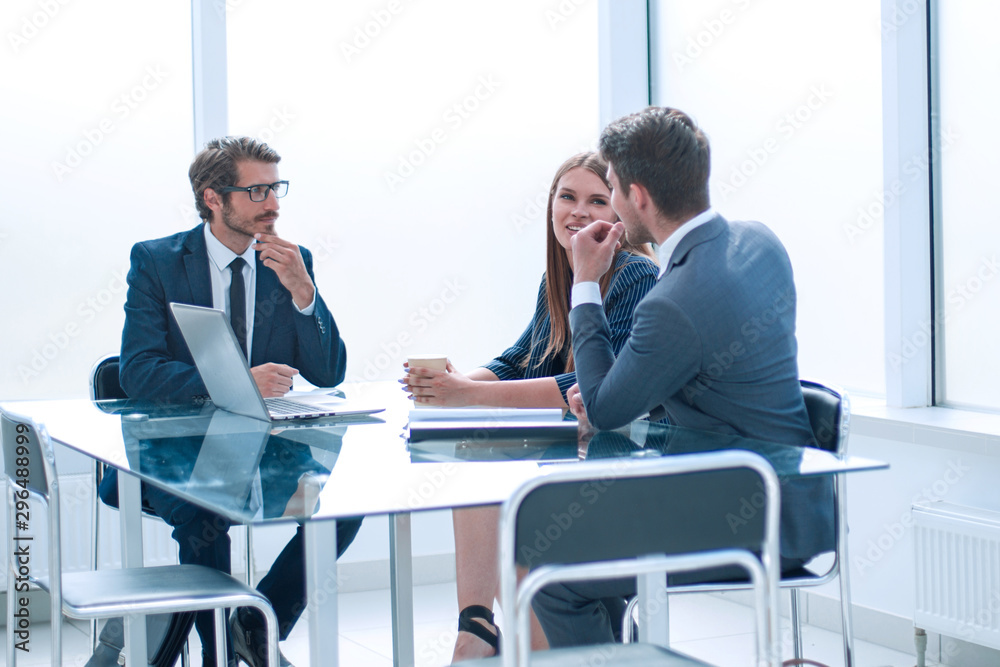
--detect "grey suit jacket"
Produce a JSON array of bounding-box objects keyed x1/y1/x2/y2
[{"x1": 571, "y1": 215, "x2": 834, "y2": 560}]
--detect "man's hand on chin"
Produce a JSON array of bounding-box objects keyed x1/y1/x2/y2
[
  {"x1": 251, "y1": 362, "x2": 299, "y2": 397},
  {"x1": 254, "y1": 233, "x2": 315, "y2": 309},
  {"x1": 571, "y1": 221, "x2": 625, "y2": 284},
  {"x1": 567, "y1": 383, "x2": 590, "y2": 428}
]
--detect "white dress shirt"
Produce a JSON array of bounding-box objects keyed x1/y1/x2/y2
[{"x1": 204, "y1": 223, "x2": 258, "y2": 358}]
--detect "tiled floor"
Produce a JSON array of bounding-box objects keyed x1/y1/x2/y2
[{"x1": 4, "y1": 583, "x2": 927, "y2": 666}]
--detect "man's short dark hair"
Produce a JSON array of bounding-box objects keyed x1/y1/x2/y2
[
  {"x1": 188, "y1": 136, "x2": 281, "y2": 222},
  {"x1": 599, "y1": 107, "x2": 711, "y2": 221}
]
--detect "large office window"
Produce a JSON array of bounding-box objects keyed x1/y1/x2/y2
[
  {"x1": 933, "y1": 1, "x2": 1000, "y2": 410},
  {"x1": 226, "y1": 1, "x2": 601, "y2": 382},
  {"x1": 649, "y1": 0, "x2": 885, "y2": 397},
  {"x1": 2, "y1": 1, "x2": 193, "y2": 398}
]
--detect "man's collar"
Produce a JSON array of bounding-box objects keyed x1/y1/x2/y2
[{"x1": 656, "y1": 208, "x2": 717, "y2": 277}]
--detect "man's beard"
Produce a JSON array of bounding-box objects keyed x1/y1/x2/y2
[
  {"x1": 618, "y1": 206, "x2": 654, "y2": 246},
  {"x1": 222, "y1": 202, "x2": 277, "y2": 239}
]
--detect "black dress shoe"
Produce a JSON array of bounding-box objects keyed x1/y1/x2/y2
[{"x1": 231, "y1": 611, "x2": 293, "y2": 667}]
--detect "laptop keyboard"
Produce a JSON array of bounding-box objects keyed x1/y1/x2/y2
[{"x1": 265, "y1": 398, "x2": 322, "y2": 416}]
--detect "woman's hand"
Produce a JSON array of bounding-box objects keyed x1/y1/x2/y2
[{"x1": 402, "y1": 360, "x2": 481, "y2": 406}]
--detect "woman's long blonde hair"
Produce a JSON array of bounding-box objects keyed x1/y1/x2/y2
[{"x1": 533, "y1": 152, "x2": 655, "y2": 372}]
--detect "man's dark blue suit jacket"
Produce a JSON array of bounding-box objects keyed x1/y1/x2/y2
[{"x1": 119, "y1": 223, "x2": 346, "y2": 402}]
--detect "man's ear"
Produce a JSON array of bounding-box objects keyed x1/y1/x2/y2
[
  {"x1": 629, "y1": 181, "x2": 650, "y2": 211},
  {"x1": 203, "y1": 187, "x2": 223, "y2": 215}
]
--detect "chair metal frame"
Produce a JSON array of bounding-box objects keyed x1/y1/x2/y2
[
  {"x1": 493, "y1": 450, "x2": 783, "y2": 667},
  {"x1": 623, "y1": 379, "x2": 855, "y2": 666},
  {"x1": 2, "y1": 409, "x2": 280, "y2": 667}
]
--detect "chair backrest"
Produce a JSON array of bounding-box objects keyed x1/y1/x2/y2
[
  {"x1": 90, "y1": 354, "x2": 127, "y2": 401},
  {"x1": 2, "y1": 409, "x2": 65, "y2": 636},
  {"x1": 1, "y1": 411, "x2": 53, "y2": 499},
  {"x1": 800, "y1": 379, "x2": 849, "y2": 455},
  {"x1": 512, "y1": 457, "x2": 772, "y2": 571},
  {"x1": 499, "y1": 450, "x2": 782, "y2": 666}
]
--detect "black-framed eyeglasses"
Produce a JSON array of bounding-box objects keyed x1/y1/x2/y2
[{"x1": 216, "y1": 181, "x2": 289, "y2": 202}]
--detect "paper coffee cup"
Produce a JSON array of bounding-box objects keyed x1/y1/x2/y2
[
  {"x1": 407, "y1": 354, "x2": 448, "y2": 371},
  {"x1": 407, "y1": 355, "x2": 448, "y2": 408}
]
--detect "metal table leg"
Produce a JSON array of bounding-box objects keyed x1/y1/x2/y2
[
  {"x1": 118, "y1": 472, "x2": 147, "y2": 667},
  {"x1": 389, "y1": 513, "x2": 414, "y2": 667},
  {"x1": 305, "y1": 520, "x2": 339, "y2": 667},
  {"x1": 637, "y1": 570, "x2": 669, "y2": 647}
]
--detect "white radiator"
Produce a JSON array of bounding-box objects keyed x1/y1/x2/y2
[{"x1": 913, "y1": 500, "x2": 1000, "y2": 650}]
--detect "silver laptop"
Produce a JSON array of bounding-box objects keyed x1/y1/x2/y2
[{"x1": 170, "y1": 302, "x2": 384, "y2": 422}]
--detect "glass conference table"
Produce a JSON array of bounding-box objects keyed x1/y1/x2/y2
[{"x1": 0, "y1": 381, "x2": 887, "y2": 666}]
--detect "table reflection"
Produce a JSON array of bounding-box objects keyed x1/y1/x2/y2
[{"x1": 118, "y1": 408, "x2": 351, "y2": 521}]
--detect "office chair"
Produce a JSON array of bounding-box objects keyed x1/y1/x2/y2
[
  {"x1": 464, "y1": 450, "x2": 783, "y2": 667},
  {"x1": 2, "y1": 410, "x2": 280, "y2": 667},
  {"x1": 623, "y1": 379, "x2": 855, "y2": 666}
]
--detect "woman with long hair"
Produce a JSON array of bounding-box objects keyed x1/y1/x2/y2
[{"x1": 403, "y1": 151, "x2": 658, "y2": 661}]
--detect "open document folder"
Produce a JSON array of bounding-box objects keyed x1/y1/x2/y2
[{"x1": 406, "y1": 407, "x2": 579, "y2": 442}]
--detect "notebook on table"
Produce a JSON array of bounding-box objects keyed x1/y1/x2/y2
[{"x1": 169, "y1": 302, "x2": 384, "y2": 422}]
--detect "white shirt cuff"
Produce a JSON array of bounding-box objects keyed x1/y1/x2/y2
[
  {"x1": 571, "y1": 282, "x2": 602, "y2": 309},
  {"x1": 293, "y1": 293, "x2": 316, "y2": 316}
]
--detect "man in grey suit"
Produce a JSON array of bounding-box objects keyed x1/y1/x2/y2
[{"x1": 532, "y1": 107, "x2": 834, "y2": 646}]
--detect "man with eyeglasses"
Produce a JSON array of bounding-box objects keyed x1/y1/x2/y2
[{"x1": 106, "y1": 136, "x2": 361, "y2": 667}]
